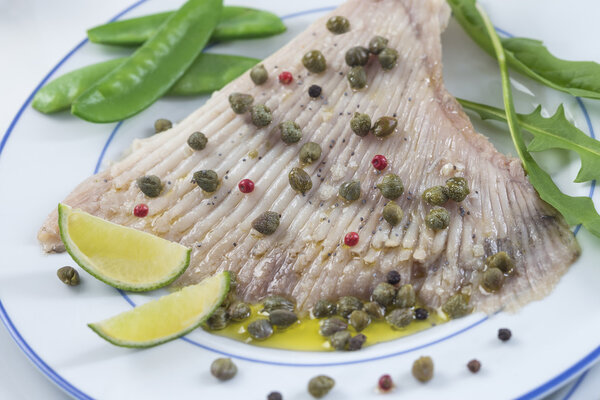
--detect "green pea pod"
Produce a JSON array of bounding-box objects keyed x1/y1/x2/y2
[
  {"x1": 72, "y1": 0, "x2": 223, "y2": 123},
  {"x1": 87, "y1": 6, "x2": 286, "y2": 46}
]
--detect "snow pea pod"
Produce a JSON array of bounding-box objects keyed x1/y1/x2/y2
[
  {"x1": 72, "y1": 0, "x2": 223, "y2": 123},
  {"x1": 88, "y1": 6, "x2": 286, "y2": 47}
]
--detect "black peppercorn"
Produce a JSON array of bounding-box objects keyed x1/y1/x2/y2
[
  {"x1": 414, "y1": 308, "x2": 429, "y2": 320},
  {"x1": 267, "y1": 392, "x2": 283, "y2": 400},
  {"x1": 467, "y1": 359, "x2": 481, "y2": 373},
  {"x1": 308, "y1": 85, "x2": 322, "y2": 98},
  {"x1": 386, "y1": 270, "x2": 401, "y2": 285},
  {"x1": 498, "y1": 328, "x2": 512, "y2": 341}
]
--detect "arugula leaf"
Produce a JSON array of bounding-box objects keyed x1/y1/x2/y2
[
  {"x1": 474, "y1": 3, "x2": 600, "y2": 237},
  {"x1": 448, "y1": 0, "x2": 600, "y2": 100},
  {"x1": 457, "y1": 98, "x2": 600, "y2": 183}
]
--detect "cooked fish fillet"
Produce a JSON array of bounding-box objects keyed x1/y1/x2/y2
[{"x1": 39, "y1": 0, "x2": 579, "y2": 314}]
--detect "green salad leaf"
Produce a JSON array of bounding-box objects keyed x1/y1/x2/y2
[{"x1": 448, "y1": 0, "x2": 600, "y2": 99}]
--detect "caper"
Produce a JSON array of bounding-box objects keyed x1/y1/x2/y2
[
  {"x1": 329, "y1": 330, "x2": 351, "y2": 350},
  {"x1": 247, "y1": 318, "x2": 273, "y2": 340},
  {"x1": 481, "y1": 267, "x2": 504, "y2": 292},
  {"x1": 193, "y1": 170, "x2": 219, "y2": 192},
  {"x1": 386, "y1": 308, "x2": 413, "y2": 328},
  {"x1": 412, "y1": 356, "x2": 434, "y2": 382},
  {"x1": 372, "y1": 116, "x2": 398, "y2": 137},
  {"x1": 422, "y1": 186, "x2": 449, "y2": 206},
  {"x1": 288, "y1": 167, "x2": 312, "y2": 194},
  {"x1": 210, "y1": 358, "x2": 237, "y2": 381},
  {"x1": 57, "y1": 266, "x2": 80, "y2": 286},
  {"x1": 252, "y1": 211, "x2": 280, "y2": 235},
  {"x1": 339, "y1": 180, "x2": 361, "y2": 202},
  {"x1": 350, "y1": 112, "x2": 371, "y2": 137},
  {"x1": 154, "y1": 118, "x2": 172, "y2": 133},
  {"x1": 363, "y1": 301, "x2": 384, "y2": 319},
  {"x1": 229, "y1": 302, "x2": 251, "y2": 322},
  {"x1": 251, "y1": 104, "x2": 273, "y2": 127},
  {"x1": 349, "y1": 310, "x2": 371, "y2": 332},
  {"x1": 308, "y1": 375, "x2": 335, "y2": 398},
  {"x1": 302, "y1": 50, "x2": 327, "y2": 73},
  {"x1": 250, "y1": 64, "x2": 268, "y2": 85},
  {"x1": 345, "y1": 46, "x2": 369, "y2": 67},
  {"x1": 320, "y1": 317, "x2": 348, "y2": 336},
  {"x1": 206, "y1": 307, "x2": 229, "y2": 330},
  {"x1": 262, "y1": 295, "x2": 295, "y2": 313},
  {"x1": 228, "y1": 92, "x2": 254, "y2": 114},
  {"x1": 326, "y1": 16, "x2": 350, "y2": 34},
  {"x1": 347, "y1": 66, "x2": 367, "y2": 90},
  {"x1": 486, "y1": 251, "x2": 514, "y2": 274},
  {"x1": 348, "y1": 333, "x2": 367, "y2": 351},
  {"x1": 337, "y1": 296, "x2": 363, "y2": 318},
  {"x1": 137, "y1": 175, "x2": 163, "y2": 197},
  {"x1": 377, "y1": 174, "x2": 404, "y2": 200},
  {"x1": 299, "y1": 142, "x2": 322, "y2": 164},
  {"x1": 425, "y1": 207, "x2": 450, "y2": 231},
  {"x1": 269, "y1": 309, "x2": 298, "y2": 328},
  {"x1": 378, "y1": 47, "x2": 398, "y2": 70},
  {"x1": 442, "y1": 293, "x2": 472, "y2": 319},
  {"x1": 372, "y1": 282, "x2": 396, "y2": 307},
  {"x1": 445, "y1": 177, "x2": 470, "y2": 202},
  {"x1": 382, "y1": 201, "x2": 404, "y2": 226},
  {"x1": 187, "y1": 131, "x2": 207, "y2": 151},
  {"x1": 368, "y1": 35, "x2": 389, "y2": 54},
  {"x1": 279, "y1": 121, "x2": 302, "y2": 144},
  {"x1": 396, "y1": 284, "x2": 416, "y2": 308},
  {"x1": 313, "y1": 299, "x2": 337, "y2": 318}
]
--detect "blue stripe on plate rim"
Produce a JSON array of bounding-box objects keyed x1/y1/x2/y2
[{"x1": 0, "y1": 1, "x2": 597, "y2": 399}]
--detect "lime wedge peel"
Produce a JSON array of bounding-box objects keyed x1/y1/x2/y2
[
  {"x1": 58, "y1": 203, "x2": 191, "y2": 292},
  {"x1": 88, "y1": 271, "x2": 230, "y2": 348}
]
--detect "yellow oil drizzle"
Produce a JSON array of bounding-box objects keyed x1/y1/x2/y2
[{"x1": 207, "y1": 305, "x2": 447, "y2": 351}]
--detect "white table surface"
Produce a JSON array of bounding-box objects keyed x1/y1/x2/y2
[{"x1": 1, "y1": 1, "x2": 599, "y2": 399}]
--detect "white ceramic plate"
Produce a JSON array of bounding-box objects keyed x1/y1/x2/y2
[{"x1": 1, "y1": 0, "x2": 599, "y2": 399}]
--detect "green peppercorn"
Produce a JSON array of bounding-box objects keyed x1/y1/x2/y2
[
  {"x1": 378, "y1": 47, "x2": 398, "y2": 70},
  {"x1": 368, "y1": 35, "x2": 389, "y2": 54},
  {"x1": 57, "y1": 266, "x2": 79, "y2": 286},
  {"x1": 425, "y1": 207, "x2": 450, "y2": 230},
  {"x1": 445, "y1": 177, "x2": 470, "y2": 202},
  {"x1": 372, "y1": 116, "x2": 398, "y2": 137},
  {"x1": 302, "y1": 50, "x2": 327, "y2": 73},
  {"x1": 377, "y1": 174, "x2": 404, "y2": 200},
  {"x1": 251, "y1": 104, "x2": 273, "y2": 127},
  {"x1": 372, "y1": 282, "x2": 396, "y2": 307},
  {"x1": 350, "y1": 112, "x2": 371, "y2": 137},
  {"x1": 349, "y1": 310, "x2": 371, "y2": 332},
  {"x1": 299, "y1": 142, "x2": 322, "y2": 164},
  {"x1": 347, "y1": 66, "x2": 367, "y2": 90},
  {"x1": 442, "y1": 293, "x2": 472, "y2": 319},
  {"x1": 252, "y1": 211, "x2": 280, "y2": 235},
  {"x1": 269, "y1": 309, "x2": 298, "y2": 328},
  {"x1": 250, "y1": 64, "x2": 268, "y2": 85},
  {"x1": 206, "y1": 307, "x2": 229, "y2": 330},
  {"x1": 422, "y1": 186, "x2": 449, "y2": 206},
  {"x1": 412, "y1": 356, "x2": 434, "y2": 383},
  {"x1": 345, "y1": 46, "x2": 370, "y2": 67},
  {"x1": 154, "y1": 118, "x2": 172, "y2": 133},
  {"x1": 382, "y1": 201, "x2": 404, "y2": 226},
  {"x1": 320, "y1": 317, "x2": 348, "y2": 337},
  {"x1": 396, "y1": 284, "x2": 416, "y2": 308},
  {"x1": 308, "y1": 375, "x2": 335, "y2": 398},
  {"x1": 187, "y1": 131, "x2": 207, "y2": 151},
  {"x1": 326, "y1": 16, "x2": 350, "y2": 34},
  {"x1": 339, "y1": 180, "x2": 361, "y2": 202},
  {"x1": 348, "y1": 333, "x2": 366, "y2": 351},
  {"x1": 210, "y1": 358, "x2": 237, "y2": 381},
  {"x1": 247, "y1": 319, "x2": 274, "y2": 340},
  {"x1": 193, "y1": 170, "x2": 219, "y2": 192},
  {"x1": 329, "y1": 330, "x2": 351, "y2": 350},
  {"x1": 262, "y1": 295, "x2": 295, "y2": 313},
  {"x1": 279, "y1": 121, "x2": 302, "y2": 144},
  {"x1": 386, "y1": 308, "x2": 413, "y2": 328},
  {"x1": 486, "y1": 251, "x2": 514, "y2": 274},
  {"x1": 481, "y1": 267, "x2": 504, "y2": 292},
  {"x1": 363, "y1": 301, "x2": 384, "y2": 319},
  {"x1": 228, "y1": 92, "x2": 254, "y2": 114},
  {"x1": 229, "y1": 302, "x2": 251, "y2": 322},
  {"x1": 288, "y1": 167, "x2": 312, "y2": 194},
  {"x1": 137, "y1": 175, "x2": 162, "y2": 197},
  {"x1": 337, "y1": 296, "x2": 363, "y2": 318},
  {"x1": 313, "y1": 300, "x2": 337, "y2": 318}
]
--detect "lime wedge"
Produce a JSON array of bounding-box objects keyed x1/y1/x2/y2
[
  {"x1": 89, "y1": 272, "x2": 230, "y2": 348},
  {"x1": 58, "y1": 203, "x2": 191, "y2": 292}
]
